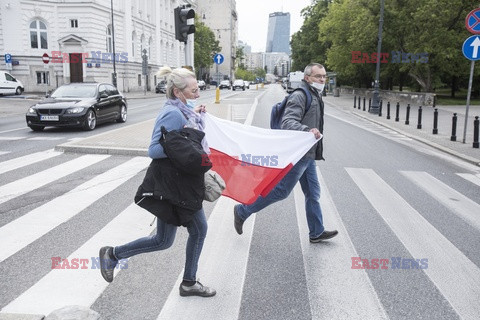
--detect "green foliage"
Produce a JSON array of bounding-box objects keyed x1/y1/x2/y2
[
  {"x1": 292, "y1": 0, "x2": 480, "y2": 94},
  {"x1": 194, "y1": 19, "x2": 221, "y2": 79}
]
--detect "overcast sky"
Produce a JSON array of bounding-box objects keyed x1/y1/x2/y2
[{"x1": 236, "y1": 0, "x2": 313, "y2": 52}]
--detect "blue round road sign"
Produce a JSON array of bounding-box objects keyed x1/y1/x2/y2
[
  {"x1": 462, "y1": 35, "x2": 480, "y2": 61},
  {"x1": 4, "y1": 53, "x2": 12, "y2": 63},
  {"x1": 466, "y1": 8, "x2": 480, "y2": 34},
  {"x1": 213, "y1": 53, "x2": 224, "y2": 65}
]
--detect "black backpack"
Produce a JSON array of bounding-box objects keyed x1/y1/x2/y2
[{"x1": 270, "y1": 88, "x2": 313, "y2": 129}]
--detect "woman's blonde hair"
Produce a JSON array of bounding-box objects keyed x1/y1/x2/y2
[{"x1": 157, "y1": 66, "x2": 196, "y2": 99}]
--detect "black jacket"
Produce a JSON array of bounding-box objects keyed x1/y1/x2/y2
[{"x1": 134, "y1": 158, "x2": 204, "y2": 226}]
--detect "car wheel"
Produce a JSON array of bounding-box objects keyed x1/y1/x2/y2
[
  {"x1": 116, "y1": 105, "x2": 127, "y2": 123},
  {"x1": 29, "y1": 125, "x2": 44, "y2": 131},
  {"x1": 15, "y1": 87, "x2": 23, "y2": 95},
  {"x1": 83, "y1": 109, "x2": 97, "y2": 131}
]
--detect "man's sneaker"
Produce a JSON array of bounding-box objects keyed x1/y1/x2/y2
[
  {"x1": 233, "y1": 204, "x2": 244, "y2": 235},
  {"x1": 309, "y1": 230, "x2": 339, "y2": 243},
  {"x1": 179, "y1": 281, "x2": 216, "y2": 297},
  {"x1": 99, "y1": 246, "x2": 118, "y2": 283}
]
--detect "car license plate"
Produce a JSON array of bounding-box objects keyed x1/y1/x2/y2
[{"x1": 40, "y1": 115, "x2": 59, "y2": 121}]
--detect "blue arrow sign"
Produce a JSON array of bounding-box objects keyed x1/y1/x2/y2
[
  {"x1": 463, "y1": 35, "x2": 480, "y2": 60},
  {"x1": 4, "y1": 53, "x2": 12, "y2": 63},
  {"x1": 213, "y1": 53, "x2": 224, "y2": 65}
]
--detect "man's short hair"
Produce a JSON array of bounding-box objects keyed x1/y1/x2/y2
[{"x1": 304, "y1": 63, "x2": 325, "y2": 76}]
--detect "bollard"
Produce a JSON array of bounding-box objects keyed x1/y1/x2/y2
[
  {"x1": 417, "y1": 106, "x2": 423, "y2": 129},
  {"x1": 354, "y1": 95, "x2": 357, "y2": 108},
  {"x1": 473, "y1": 116, "x2": 479, "y2": 148},
  {"x1": 432, "y1": 108, "x2": 438, "y2": 134},
  {"x1": 358, "y1": 96, "x2": 361, "y2": 110},
  {"x1": 363, "y1": 97, "x2": 366, "y2": 111},
  {"x1": 387, "y1": 101, "x2": 391, "y2": 119},
  {"x1": 368, "y1": 98, "x2": 371, "y2": 112},
  {"x1": 405, "y1": 104, "x2": 410, "y2": 125},
  {"x1": 451, "y1": 113, "x2": 457, "y2": 141},
  {"x1": 395, "y1": 102, "x2": 400, "y2": 122},
  {"x1": 379, "y1": 100, "x2": 383, "y2": 117},
  {"x1": 215, "y1": 87, "x2": 220, "y2": 104}
]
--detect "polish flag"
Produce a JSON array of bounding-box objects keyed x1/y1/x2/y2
[{"x1": 204, "y1": 113, "x2": 320, "y2": 205}]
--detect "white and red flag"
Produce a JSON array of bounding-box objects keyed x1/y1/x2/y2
[{"x1": 204, "y1": 113, "x2": 320, "y2": 205}]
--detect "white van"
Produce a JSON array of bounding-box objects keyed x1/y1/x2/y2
[
  {"x1": 287, "y1": 71, "x2": 304, "y2": 93},
  {"x1": 0, "y1": 71, "x2": 24, "y2": 95}
]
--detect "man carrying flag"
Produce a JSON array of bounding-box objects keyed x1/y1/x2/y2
[{"x1": 231, "y1": 63, "x2": 338, "y2": 243}]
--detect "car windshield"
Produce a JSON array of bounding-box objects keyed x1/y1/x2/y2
[{"x1": 51, "y1": 85, "x2": 97, "y2": 98}]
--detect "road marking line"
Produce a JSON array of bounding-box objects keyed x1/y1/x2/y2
[
  {"x1": 0, "y1": 151, "x2": 11, "y2": 156},
  {"x1": 0, "y1": 149, "x2": 62, "y2": 175},
  {"x1": 402, "y1": 171, "x2": 480, "y2": 231},
  {"x1": 0, "y1": 137, "x2": 23, "y2": 141},
  {"x1": 294, "y1": 168, "x2": 387, "y2": 319},
  {"x1": 0, "y1": 154, "x2": 110, "y2": 205},
  {"x1": 0, "y1": 203, "x2": 154, "y2": 315},
  {"x1": 0, "y1": 157, "x2": 150, "y2": 263},
  {"x1": 157, "y1": 197, "x2": 256, "y2": 320},
  {"x1": 347, "y1": 168, "x2": 480, "y2": 319},
  {"x1": 456, "y1": 173, "x2": 480, "y2": 188},
  {"x1": 27, "y1": 137, "x2": 64, "y2": 141}
]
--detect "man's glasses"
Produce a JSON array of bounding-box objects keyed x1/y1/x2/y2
[{"x1": 311, "y1": 74, "x2": 327, "y2": 79}]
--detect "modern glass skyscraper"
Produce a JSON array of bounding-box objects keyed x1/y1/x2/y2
[{"x1": 265, "y1": 12, "x2": 290, "y2": 54}]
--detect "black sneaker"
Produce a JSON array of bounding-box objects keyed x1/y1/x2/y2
[
  {"x1": 179, "y1": 281, "x2": 216, "y2": 297},
  {"x1": 233, "y1": 204, "x2": 244, "y2": 235},
  {"x1": 309, "y1": 230, "x2": 339, "y2": 243},
  {"x1": 99, "y1": 246, "x2": 118, "y2": 283}
]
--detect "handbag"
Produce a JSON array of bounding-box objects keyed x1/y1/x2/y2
[
  {"x1": 204, "y1": 170, "x2": 226, "y2": 202},
  {"x1": 160, "y1": 126, "x2": 212, "y2": 175}
]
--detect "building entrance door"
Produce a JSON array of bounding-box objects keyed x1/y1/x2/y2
[{"x1": 69, "y1": 53, "x2": 83, "y2": 82}]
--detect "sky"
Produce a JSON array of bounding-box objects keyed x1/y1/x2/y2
[{"x1": 236, "y1": 0, "x2": 313, "y2": 52}]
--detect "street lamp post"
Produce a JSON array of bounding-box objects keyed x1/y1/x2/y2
[
  {"x1": 370, "y1": 0, "x2": 385, "y2": 114},
  {"x1": 110, "y1": 0, "x2": 117, "y2": 88}
]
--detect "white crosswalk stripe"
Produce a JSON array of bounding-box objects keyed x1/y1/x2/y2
[
  {"x1": 0, "y1": 154, "x2": 109, "y2": 205},
  {"x1": 0, "y1": 149, "x2": 62, "y2": 175},
  {"x1": 346, "y1": 168, "x2": 480, "y2": 319},
  {"x1": 0, "y1": 149, "x2": 479, "y2": 319}
]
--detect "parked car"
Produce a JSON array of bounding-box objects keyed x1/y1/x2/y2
[
  {"x1": 0, "y1": 71, "x2": 24, "y2": 95},
  {"x1": 197, "y1": 80, "x2": 206, "y2": 90},
  {"x1": 155, "y1": 80, "x2": 167, "y2": 93},
  {"x1": 219, "y1": 80, "x2": 231, "y2": 89},
  {"x1": 233, "y1": 79, "x2": 245, "y2": 91},
  {"x1": 25, "y1": 82, "x2": 127, "y2": 131}
]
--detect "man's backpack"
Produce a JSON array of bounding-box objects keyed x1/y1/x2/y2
[{"x1": 270, "y1": 88, "x2": 313, "y2": 129}]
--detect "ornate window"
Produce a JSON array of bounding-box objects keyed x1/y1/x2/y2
[{"x1": 30, "y1": 20, "x2": 48, "y2": 49}]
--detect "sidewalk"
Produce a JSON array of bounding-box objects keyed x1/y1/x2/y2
[{"x1": 323, "y1": 94, "x2": 480, "y2": 166}]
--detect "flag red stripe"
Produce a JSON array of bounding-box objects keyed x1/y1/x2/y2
[{"x1": 209, "y1": 148, "x2": 292, "y2": 204}]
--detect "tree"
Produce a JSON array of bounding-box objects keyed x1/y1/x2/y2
[
  {"x1": 236, "y1": 46, "x2": 245, "y2": 69},
  {"x1": 194, "y1": 19, "x2": 221, "y2": 81}
]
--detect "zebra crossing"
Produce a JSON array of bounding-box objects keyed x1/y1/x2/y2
[{"x1": 0, "y1": 150, "x2": 479, "y2": 319}]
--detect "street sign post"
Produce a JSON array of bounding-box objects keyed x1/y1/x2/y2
[
  {"x1": 213, "y1": 53, "x2": 224, "y2": 86},
  {"x1": 42, "y1": 53, "x2": 50, "y2": 97},
  {"x1": 462, "y1": 35, "x2": 480, "y2": 60},
  {"x1": 4, "y1": 53, "x2": 12, "y2": 70}
]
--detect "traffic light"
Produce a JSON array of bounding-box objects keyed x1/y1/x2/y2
[{"x1": 174, "y1": 7, "x2": 195, "y2": 43}]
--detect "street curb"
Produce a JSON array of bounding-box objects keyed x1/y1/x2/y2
[
  {"x1": 55, "y1": 143, "x2": 147, "y2": 157},
  {"x1": 326, "y1": 99, "x2": 480, "y2": 167},
  {"x1": 0, "y1": 314, "x2": 44, "y2": 320}
]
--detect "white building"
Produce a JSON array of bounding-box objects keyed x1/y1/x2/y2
[
  {"x1": 196, "y1": 0, "x2": 237, "y2": 83},
  {"x1": 263, "y1": 52, "x2": 290, "y2": 77},
  {"x1": 0, "y1": 0, "x2": 195, "y2": 93}
]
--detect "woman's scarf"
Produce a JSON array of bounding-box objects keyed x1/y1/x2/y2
[{"x1": 168, "y1": 98, "x2": 210, "y2": 153}]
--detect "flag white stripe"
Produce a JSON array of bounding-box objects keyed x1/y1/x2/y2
[
  {"x1": 0, "y1": 149, "x2": 62, "y2": 175},
  {"x1": 157, "y1": 197, "x2": 256, "y2": 320},
  {"x1": 0, "y1": 203, "x2": 155, "y2": 315},
  {"x1": 0, "y1": 154, "x2": 110, "y2": 205},
  {"x1": 0, "y1": 157, "x2": 150, "y2": 263},
  {"x1": 204, "y1": 113, "x2": 318, "y2": 168},
  {"x1": 295, "y1": 169, "x2": 387, "y2": 319},
  {"x1": 346, "y1": 168, "x2": 480, "y2": 319},
  {"x1": 402, "y1": 171, "x2": 480, "y2": 231}
]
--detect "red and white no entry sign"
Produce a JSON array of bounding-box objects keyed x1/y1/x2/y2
[{"x1": 42, "y1": 53, "x2": 50, "y2": 64}]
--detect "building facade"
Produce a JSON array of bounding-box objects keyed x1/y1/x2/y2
[
  {"x1": 0, "y1": 0, "x2": 195, "y2": 93},
  {"x1": 265, "y1": 12, "x2": 290, "y2": 55},
  {"x1": 196, "y1": 0, "x2": 237, "y2": 83}
]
